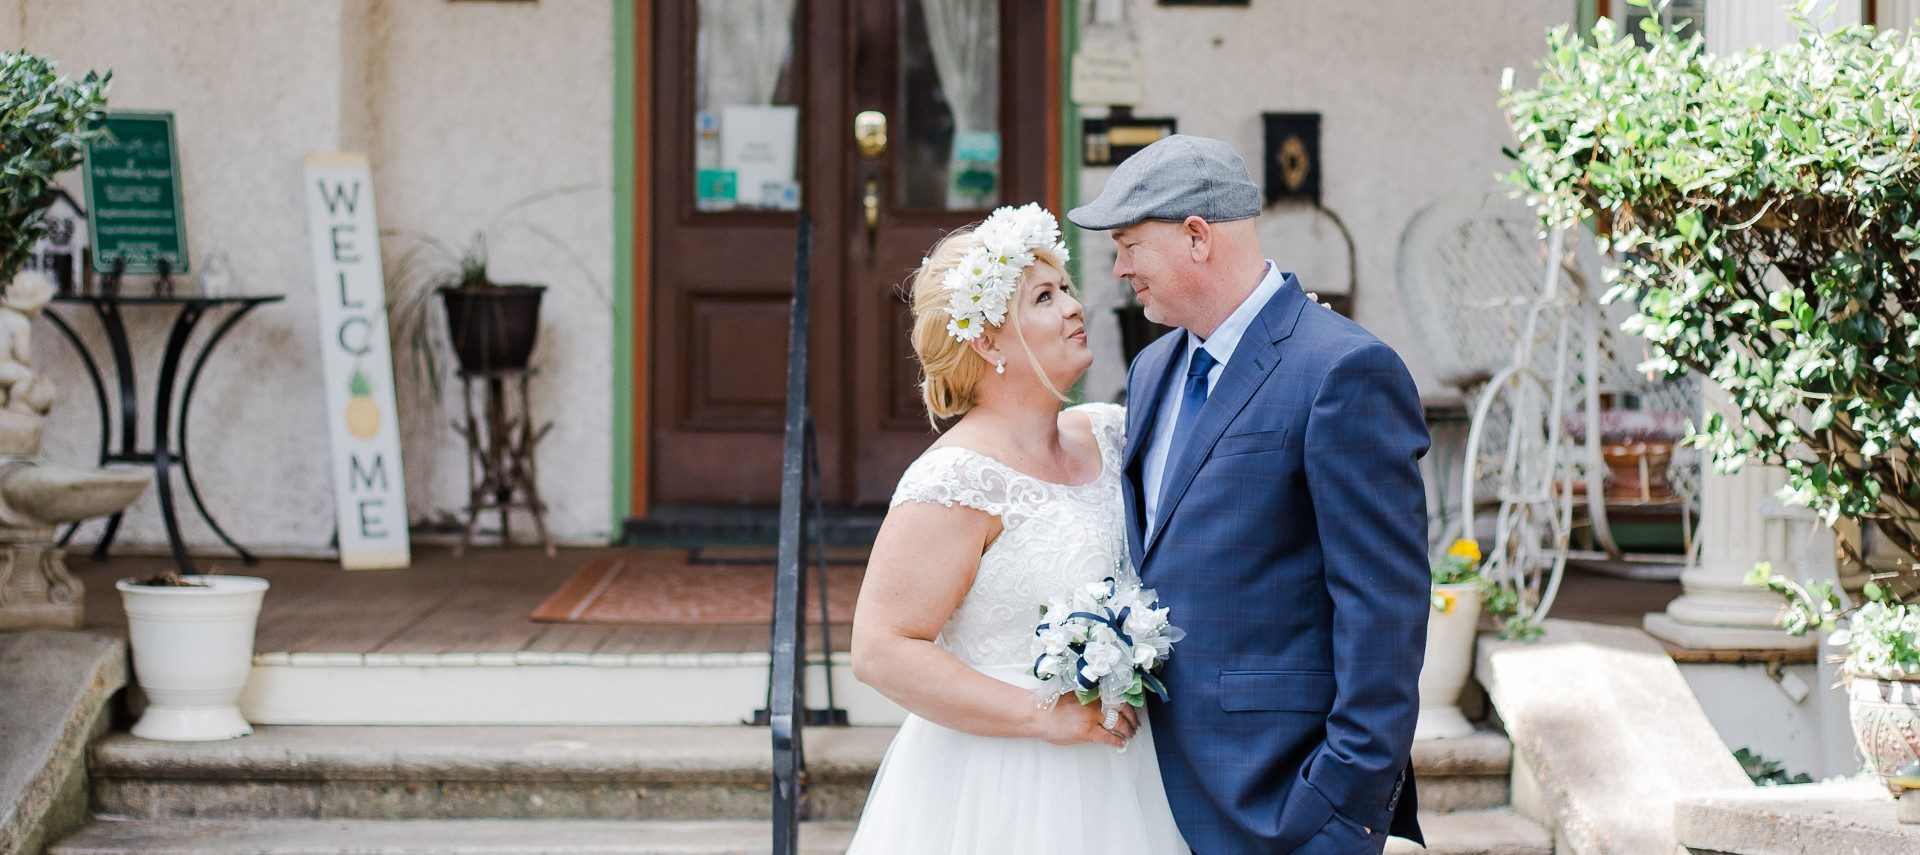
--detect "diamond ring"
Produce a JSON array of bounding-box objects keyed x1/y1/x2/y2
[{"x1": 1102, "y1": 708, "x2": 1120, "y2": 730}]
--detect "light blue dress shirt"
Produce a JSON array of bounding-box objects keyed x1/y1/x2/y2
[{"x1": 1143, "y1": 261, "x2": 1287, "y2": 534}]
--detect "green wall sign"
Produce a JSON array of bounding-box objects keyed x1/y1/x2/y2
[{"x1": 83, "y1": 111, "x2": 188, "y2": 274}]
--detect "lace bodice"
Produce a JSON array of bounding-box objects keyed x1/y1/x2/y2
[{"x1": 889, "y1": 402, "x2": 1131, "y2": 668}]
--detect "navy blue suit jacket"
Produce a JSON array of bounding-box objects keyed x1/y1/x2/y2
[{"x1": 1126, "y1": 275, "x2": 1430, "y2": 854}]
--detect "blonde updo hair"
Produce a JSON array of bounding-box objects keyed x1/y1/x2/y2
[{"x1": 907, "y1": 225, "x2": 1073, "y2": 423}]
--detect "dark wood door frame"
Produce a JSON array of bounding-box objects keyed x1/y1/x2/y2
[{"x1": 630, "y1": 0, "x2": 1063, "y2": 522}]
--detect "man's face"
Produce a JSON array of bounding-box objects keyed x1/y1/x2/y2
[{"x1": 1110, "y1": 220, "x2": 1199, "y2": 329}]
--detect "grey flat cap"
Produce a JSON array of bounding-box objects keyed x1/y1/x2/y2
[{"x1": 1068, "y1": 134, "x2": 1262, "y2": 231}]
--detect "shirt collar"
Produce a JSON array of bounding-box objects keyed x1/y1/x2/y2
[{"x1": 1187, "y1": 261, "x2": 1284, "y2": 369}]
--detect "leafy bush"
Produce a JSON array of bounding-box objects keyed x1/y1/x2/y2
[
  {"x1": 1502, "y1": 3, "x2": 1920, "y2": 598},
  {"x1": 0, "y1": 52, "x2": 109, "y2": 281}
]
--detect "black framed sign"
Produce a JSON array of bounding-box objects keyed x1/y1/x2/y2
[
  {"x1": 82, "y1": 111, "x2": 188, "y2": 275},
  {"x1": 1083, "y1": 116, "x2": 1178, "y2": 167},
  {"x1": 1262, "y1": 112, "x2": 1322, "y2": 207}
]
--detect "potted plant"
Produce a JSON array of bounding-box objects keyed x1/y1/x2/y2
[
  {"x1": 1503, "y1": 3, "x2": 1920, "y2": 798},
  {"x1": 1752, "y1": 574, "x2": 1920, "y2": 802},
  {"x1": 1418, "y1": 538, "x2": 1489, "y2": 739},
  {"x1": 0, "y1": 53, "x2": 108, "y2": 292},
  {"x1": 391, "y1": 232, "x2": 545, "y2": 377},
  {"x1": 117, "y1": 568, "x2": 269, "y2": 741},
  {"x1": 385, "y1": 186, "x2": 604, "y2": 388}
]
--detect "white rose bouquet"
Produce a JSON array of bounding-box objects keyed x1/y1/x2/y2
[{"x1": 1029, "y1": 577, "x2": 1185, "y2": 711}]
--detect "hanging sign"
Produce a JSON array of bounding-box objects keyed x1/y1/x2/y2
[
  {"x1": 303, "y1": 152, "x2": 410, "y2": 571},
  {"x1": 82, "y1": 111, "x2": 189, "y2": 275},
  {"x1": 1071, "y1": 48, "x2": 1144, "y2": 107}
]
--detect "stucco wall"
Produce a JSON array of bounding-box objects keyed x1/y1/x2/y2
[
  {"x1": 1074, "y1": 0, "x2": 1574, "y2": 404},
  {"x1": 368, "y1": 0, "x2": 614, "y2": 545},
  {"x1": 14, "y1": 0, "x2": 616, "y2": 558}
]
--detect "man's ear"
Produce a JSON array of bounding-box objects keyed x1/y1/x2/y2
[{"x1": 1183, "y1": 216, "x2": 1213, "y2": 263}]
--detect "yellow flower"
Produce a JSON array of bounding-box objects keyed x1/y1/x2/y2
[
  {"x1": 1431, "y1": 589, "x2": 1457, "y2": 614},
  {"x1": 1447, "y1": 539, "x2": 1482, "y2": 564}
]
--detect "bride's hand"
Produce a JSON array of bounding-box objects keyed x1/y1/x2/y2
[{"x1": 1034, "y1": 701, "x2": 1139, "y2": 748}]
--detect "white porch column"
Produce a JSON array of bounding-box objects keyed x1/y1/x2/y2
[
  {"x1": 1644, "y1": 460, "x2": 1815, "y2": 648},
  {"x1": 1645, "y1": 1, "x2": 1857, "y2": 649},
  {"x1": 1877, "y1": 0, "x2": 1920, "y2": 29}
]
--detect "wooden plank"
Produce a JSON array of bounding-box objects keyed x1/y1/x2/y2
[
  {"x1": 522, "y1": 621, "x2": 619, "y2": 655},
  {"x1": 373, "y1": 583, "x2": 551, "y2": 655}
]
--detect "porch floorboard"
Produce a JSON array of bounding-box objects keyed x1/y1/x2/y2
[{"x1": 71, "y1": 546, "x2": 848, "y2": 657}]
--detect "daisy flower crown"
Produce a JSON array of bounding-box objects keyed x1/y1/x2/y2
[{"x1": 938, "y1": 203, "x2": 1071, "y2": 343}]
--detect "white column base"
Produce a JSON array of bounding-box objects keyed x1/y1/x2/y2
[{"x1": 1643, "y1": 612, "x2": 1816, "y2": 650}]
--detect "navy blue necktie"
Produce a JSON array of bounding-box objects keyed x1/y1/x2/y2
[{"x1": 1159, "y1": 342, "x2": 1219, "y2": 511}]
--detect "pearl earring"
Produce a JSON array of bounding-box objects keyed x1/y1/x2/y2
[{"x1": 995, "y1": 359, "x2": 1006, "y2": 375}]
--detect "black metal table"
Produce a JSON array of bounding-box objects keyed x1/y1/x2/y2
[{"x1": 44, "y1": 293, "x2": 284, "y2": 572}]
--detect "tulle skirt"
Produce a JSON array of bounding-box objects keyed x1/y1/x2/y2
[{"x1": 845, "y1": 664, "x2": 1190, "y2": 854}]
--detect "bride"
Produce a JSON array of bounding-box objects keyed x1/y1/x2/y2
[{"x1": 846, "y1": 204, "x2": 1189, "y2": 853}]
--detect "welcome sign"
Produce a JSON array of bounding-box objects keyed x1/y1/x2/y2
[{"x1": 303, "y1": 153, "x2": 410, "y2": 570}]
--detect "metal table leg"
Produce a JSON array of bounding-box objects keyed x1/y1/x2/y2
[
  {"x1": 151, "y1": 304, "x2": 209, "y2": 573},
  {"x1": 176, "y1": 302, "x2": 267, "y2": 564}
]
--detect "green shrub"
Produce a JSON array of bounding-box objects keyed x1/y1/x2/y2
[
  {"x1": 0, "y1": 51, "x2": 110, "y2": 282},
  {"x1": 1502, "y1": 2, "x2": 1920, "y2": 599}
]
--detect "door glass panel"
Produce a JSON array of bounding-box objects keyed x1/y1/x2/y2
[
  {"x1": 897, "y1": 0, "x2": 1000, "y2": 211},
  {"x1": 694, "y1": 0, "x2": 802, "y2": 212}
]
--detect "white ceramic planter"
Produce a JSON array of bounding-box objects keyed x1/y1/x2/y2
[
  {"x1": 1416, "y1": 581, "x2": 1483, "y2": 740},
  {"x1": 117, "y1": 575, "x2": 268, "y2": 741}
]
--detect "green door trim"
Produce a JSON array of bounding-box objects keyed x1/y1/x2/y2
[{"x1": 611, "y1": 0, "x2": 637, "y2": 530}]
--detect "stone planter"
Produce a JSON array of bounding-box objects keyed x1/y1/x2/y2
[
  {"x1": 1416, "y1": 581, "x2": 1483, "y2": 740},
  {"x1": 1849, "y1": 673, "x2": 1920, "y2": 796},
  {"x1": 117, "y1": 575, "x2": 268, "y2": 741}
]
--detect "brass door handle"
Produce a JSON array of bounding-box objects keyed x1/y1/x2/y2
[
  {"x1": 855, "y1": 111, "x2": 888, "y2": 159},
  {"x1": 863, "y1": 177, "x2": 880, "y2": 235}
]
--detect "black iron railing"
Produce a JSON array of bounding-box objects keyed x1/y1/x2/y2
[{"x1": 766, "y1": 214, "x2": 846, "y2": 854}]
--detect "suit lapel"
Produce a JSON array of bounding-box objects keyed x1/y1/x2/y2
[
  {"x1": 1125, "y1": 334, "x2": 1180, "y2": 571},
  {"x1": 1143, "y1": 276, "x2": 1309, "y2": 565}
]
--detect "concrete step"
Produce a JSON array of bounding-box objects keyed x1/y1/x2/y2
[
  {"x1": 92, "y1": 724, "x2": 1514, "y2": 822},
  {"x1": 91, "y1": 726, "x2": 888, "y2": 823},
  {"x1": 1411, "y1": 728, "x2": 1513, "y2": 813},
  {"x1": 1388, "y1": 808, "x2": 1553, "y2": 855},
  {"x1": 0, "y1": 630, "x2": 127, "y2": 855},
  {"x1": 52, "y1": 810, "x2": 1547, "y2": 855},
  {"x1": 50, "y1": 818, "x2": 857, "y2": 854}
]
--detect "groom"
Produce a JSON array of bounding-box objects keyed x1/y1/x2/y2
[{"x1": 1070, "y1": 135, "x2": 1430, "y2": 854}]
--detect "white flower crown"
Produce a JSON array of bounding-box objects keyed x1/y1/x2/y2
[{"x1": 938, "y1": 203, "x2": 1071, "y2": 343}]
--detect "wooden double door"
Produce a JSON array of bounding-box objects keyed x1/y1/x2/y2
[{"x1": 648, "y1": 0, "x2": 1055, "y2": 507}]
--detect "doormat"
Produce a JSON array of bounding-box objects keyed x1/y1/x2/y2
[
  {"x1": 688, "y1": 543, "x2": 871, "y2": 565},
  {"x1": 530, "y1": 553, "x2": 863, "y2": 625}
]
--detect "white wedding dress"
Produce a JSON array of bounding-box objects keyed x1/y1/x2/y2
[{"x1": 846, "y1": 402, "x2": 1190, "y2": 854}]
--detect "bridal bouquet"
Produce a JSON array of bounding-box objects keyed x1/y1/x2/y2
[{"x1": 1029, "y1": 577, "x2": 1185, "y2": 710}]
